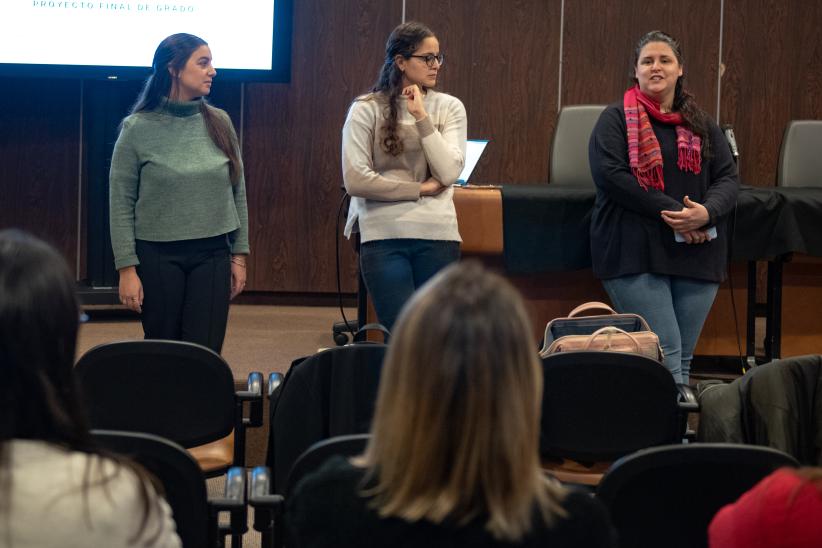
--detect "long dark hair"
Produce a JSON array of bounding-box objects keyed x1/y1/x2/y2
[
  {"x1": 631, "y1": 30, "x2": 713, "y2": 157},
  {"x1": 0, "y1": 229, "x2": 161, "y2": 545},
  {"x1": 130, "y1": 33, "x2": 242, "y2": 183},
  {"x1": 368, "y1": 21, "x2": 435, "y2": 156}
]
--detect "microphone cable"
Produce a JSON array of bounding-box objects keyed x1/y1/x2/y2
[
  {"x1": 335, "y1": 191, "x2": 358, "y2": 339},
  {"x1": 721, "y1": 124, "x2": 747, "y2": 373}
]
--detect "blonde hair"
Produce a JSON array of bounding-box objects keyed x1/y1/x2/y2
[{"x1": 357, "y1": 261, "x2": 567, "y2": 541}]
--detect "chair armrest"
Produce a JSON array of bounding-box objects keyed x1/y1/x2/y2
[
  {"x1": 209, "y1": 466, "x2": 248, "y2": 537},
  {"x1": 250, "y1": 466, "x2": 284, "y2": 508},
  {"x1": 209, "y1": 466, "x2": 247, "y2": 510},
  {"x1": 268, "y1": 372, "x2": 284, "y2": 397},
  {"x1": 676, "y1": 383, "x2": 699, "y2": 413},
  {"x1": 236, "y1": 371, "x2": 264, "y2": 428},
  {"x1": 249, "y1": 466, "x2": 285, "y2": 548},
  {"x1": 268, "y1": 372, "x2": 284, "y2": 409}
]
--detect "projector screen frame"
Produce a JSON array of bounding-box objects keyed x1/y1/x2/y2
[{"x1": 0, "y1": 0, "x2": 293, "y2": 83}]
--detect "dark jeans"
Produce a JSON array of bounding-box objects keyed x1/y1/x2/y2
[
  {"x1": 135, "y1": 235, "x2": 231, "y2": 354},
  {"x1": 359, "y1": 239, "x2": 460, "y2": 332}
]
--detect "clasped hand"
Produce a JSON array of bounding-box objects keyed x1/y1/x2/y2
[
  {"x1": 402, "y1": 84, "x2": 427, "y2": 121},
  {"x1": 661, "y1": 195, "x2": 712, "y2": 244},
  {"x1": 420, "y1": 177, "x2": 446, "y2": 196},
  {"x1": 402, "y1": 85, "x2": 440, "y2": 196}
]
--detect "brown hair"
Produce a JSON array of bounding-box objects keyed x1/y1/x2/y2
[
  {"x1": 357, "y1": 261, "x2": 567, "y2": 541},
  {"x1": 366, "y1": 21, "x2": 436, "y2": 156},
  {"x1": 130, "y1": 33, "x2": 242, "y2": 183},
  {"x1": 631, "y1": 30, "x2": 713, "y2": 157}
]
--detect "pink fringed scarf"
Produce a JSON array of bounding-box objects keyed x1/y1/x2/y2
[{"x1": 624, "y1": 85, "x2": 702, "y2": 191}]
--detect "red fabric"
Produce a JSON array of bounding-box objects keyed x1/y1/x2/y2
[
  {"x1": 623, "y1": 85, "x2": 702, "y2": 192},
  {"x1": 708, "y1": 468, "x2": 822, "y2": 547}
]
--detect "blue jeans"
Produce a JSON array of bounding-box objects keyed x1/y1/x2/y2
[
  {"x1": 602, "y1": 273, "x2": 719, "y2": 384},
  {"x1": 359, "y1": 239, "x2": 460, "y2": 332}
]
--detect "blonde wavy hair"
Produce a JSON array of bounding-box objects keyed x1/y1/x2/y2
[{"x1": 356, "y1": 261, "x2": 568, "y2": 541}]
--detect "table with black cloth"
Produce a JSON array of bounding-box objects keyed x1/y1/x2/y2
[
  {"x1": 730, "y1": 186, "x2": 822, "y2": 259},
  {"x1": 500, "y1": 184, "x2": 822, "y2": 271},
  {"x1": 455, "y1": 184, "x2": 822, "y2": 360}
]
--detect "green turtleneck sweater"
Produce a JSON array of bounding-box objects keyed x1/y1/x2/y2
[{"x1": 109, "y1": 99, "x2": 249, "y2": 270}]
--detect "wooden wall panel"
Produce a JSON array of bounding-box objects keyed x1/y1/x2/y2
[
  {"x1": 243, "y1": 0, "x2": 402, "y2": 292},
  {"x1": 208, "y1": 81, "x2": 243, "y2": 131},
  {"x1": 2, "y1": 1, "x2": 821, "y2": 297},
  {"x1": 405, "y1": 0, "x2": 562, "y2": 184},
  {"x1": 721, "y1": 0, "x2": 822, "y2": 187},
  {"x1": 562, "y1": 0, "x2": 721, "y2": 114},
  {"x1": 0, "y1": 78, "x2": 81, "y2": 270}
]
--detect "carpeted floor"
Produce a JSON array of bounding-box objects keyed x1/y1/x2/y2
[{"x1": 78, "y1": 304, "x2": 356, "y2": 377}]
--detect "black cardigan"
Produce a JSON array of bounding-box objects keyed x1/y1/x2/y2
[
  {"x1": 287, "y1": 455, "x2": 616, "y2": 548},
  {"x1": 588, "y1": 102, "x2": 739, "y2": 282}
]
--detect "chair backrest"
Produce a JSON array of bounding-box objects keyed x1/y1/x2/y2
[
  {"x1": 75, "y1": 340, "x2": 235, "y2": 448},
  {"x1": 549, "y1": 104, "x2": 606, "y2": 187},
  {"x1": 540, "y1": 351, "x2": 682, "y2": 462},
  {"x1": 268, "y1": 343, "x2": 386, "y2": 493},
  {"x1": 285, "y1": 434, "x2": 370, "y2": 497},
  {"x1": 92, "y1": 429, "x2": 211, "y2": 548},
  {"x1": 597, "y1": 443, "x2": 799, "y2": 548},
  {"x1": 777, "y1": 120, "x2": 822, "y2": 187}
]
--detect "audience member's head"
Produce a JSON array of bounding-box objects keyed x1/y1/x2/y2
[
  {"x1": 709, "y1": 467, "x2": 822, "y2": 547},
  {"x1": 0, "y1": 229, "x2": 175, "y2": 546},
  {"x1": 0, "y1": 228, "x2": 88, "y2": 446},
  {"x1": 360, "y1": 260, "x2": 567, "y2": 541}
]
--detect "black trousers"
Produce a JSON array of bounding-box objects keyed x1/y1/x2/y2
[{"x1": 136, "y1": 235, "x2": 231, "y2": 354}]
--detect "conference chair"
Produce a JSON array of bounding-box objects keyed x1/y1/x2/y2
[
  {"x1": 596, "y1": 443, "x2": 799, "y2": 548},
  {"x1": 777, "y1": 120, "x2": 822, "y2": 188},
  {"x1": 75, "y1": 340, "x2": 264, "y2": 477},
  {"x1": 540, "y1": 351, "x2": 697, "y2": 486},
  {"x1": 92, "y1": 429, "x2": 247, "y2": 548},
  {"x1": 758, "y1": 120, "x2": 822, "y2": 359},
  {"x1": 549, "y1": 104, "x2": 606, "y2": 187},
  {"x1": 251, "y1": 434, "x2": 371, "y2": 548},
  {"x1": 266, "y1": 340, "x2": 386, "y2": 493}
]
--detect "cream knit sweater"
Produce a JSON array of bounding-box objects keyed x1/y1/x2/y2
[{"x1": 342, "y1": 90, "x2": 467, "y2": 243}]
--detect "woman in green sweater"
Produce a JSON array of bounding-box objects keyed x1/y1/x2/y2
[{"x1": 109, "y1": 33, "x2": 249, "y2": 353}]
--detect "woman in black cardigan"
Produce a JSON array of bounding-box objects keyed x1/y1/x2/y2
[{"x1": 589, "y1": 30, "x2": 738, "y2": 384}]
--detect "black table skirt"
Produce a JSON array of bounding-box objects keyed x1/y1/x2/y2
[{"x1": 501, "y1": 184, "x2": 822, "y2": 275}]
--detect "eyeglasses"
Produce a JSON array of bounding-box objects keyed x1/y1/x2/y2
[{"x1": 408, "y1": 53, "x2": 445, "y2": 68}]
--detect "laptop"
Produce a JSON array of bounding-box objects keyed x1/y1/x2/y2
[{"x1": 455, "y1": 139, "x2": 489, "y2": 185}]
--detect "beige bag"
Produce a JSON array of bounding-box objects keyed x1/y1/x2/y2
[{"x1": 539, "y1": 302, "x2": 663, "y2": 362}]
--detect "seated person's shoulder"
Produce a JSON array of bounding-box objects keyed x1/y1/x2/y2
[
  {"x1": 526, "y1": 488, "x2": 616, "y2": 548},
  {"x1": 291, "y1": 455, "x2": 364, "y2": 500},
  {"x1": 9, "y1": 440, "x2": 181, "y2": 548}
]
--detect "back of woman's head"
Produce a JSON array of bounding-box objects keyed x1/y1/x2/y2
[
  {"x1": 0, "y1": 229, "x2": 87, "y2": 444},
  {"x1": 363, "y1": 261, "x2": 566, "y2": 540}
]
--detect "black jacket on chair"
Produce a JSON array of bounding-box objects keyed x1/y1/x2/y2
[
  {"x1": 697, "y1": 354, "x2": 822, "y2": 465},
  {"x1": 266, "y1": 344, "x2": 386, "y2": 493}
]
